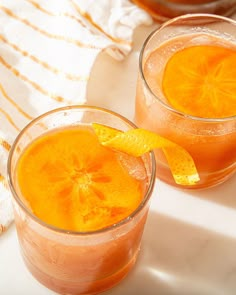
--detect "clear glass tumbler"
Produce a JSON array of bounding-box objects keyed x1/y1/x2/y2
[
  {"x1": 135, "y1": 14, "x2": 236, "y2": 189},
  {"x1": 8, "y1": 105, "x2": 156, "y2": 295},
  {"x1": 132, "y1": 0, "x2": 236, "y2": 22}
]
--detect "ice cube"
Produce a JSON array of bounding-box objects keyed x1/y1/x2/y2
[{"x1": 116, "y1": 152, "x2": 147, "y2": 181}]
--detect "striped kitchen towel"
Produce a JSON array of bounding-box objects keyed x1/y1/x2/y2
[{"x1": 0, "y1": 0, "x2": 152, "y2": 233}]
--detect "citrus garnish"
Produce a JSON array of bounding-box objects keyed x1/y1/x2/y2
[
  {"x1": 162, "y1": 45, "x2": 236, "y2": 118},
  {"x1": 17, "y1": 127, "x2": 144, "y2": 231},
  {"x1": 92, "y1": 123, "x2": 200, "y2": 185}
]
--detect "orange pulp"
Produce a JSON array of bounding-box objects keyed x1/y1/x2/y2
[
  {"x1": 162, "y1": 45, "x2": 236, "y2": 118},
  {"x1": 16, "y1": 125, "x2": 146, "y2": 232}
]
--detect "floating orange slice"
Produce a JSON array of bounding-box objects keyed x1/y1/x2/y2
[
  {"x1": 162, "y1": 45, "x2": 236, "y2": 118},
  {"x1": 92, "y1": 123, "x2": 200, "y2": 185},
  {"x1": 17, "y1": 127, "x2": 144, "y2": 231}
]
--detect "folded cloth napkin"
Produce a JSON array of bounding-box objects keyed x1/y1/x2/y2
[{"x1": 0, "y1": 0, "x2": 152, "y2": 234}]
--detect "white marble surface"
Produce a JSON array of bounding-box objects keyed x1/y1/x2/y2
[{"x1": 1, "y1": 22, "x2": 236, "y2": 295}]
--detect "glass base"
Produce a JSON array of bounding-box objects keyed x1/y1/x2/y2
[{"x1": 22, "y1": 250, "x2": 139, "y2": 295}]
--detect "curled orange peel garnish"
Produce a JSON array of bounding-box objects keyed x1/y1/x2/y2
[{"x1": 92, "y1": 123, "x2": 200, "y2": 186}]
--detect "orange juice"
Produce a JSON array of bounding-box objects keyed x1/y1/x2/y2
[
  {"x1": 8, "y1": 106, "x2": 155, "y2": 295},
  {"x1": 135, "y1": 14, "x2": 236, "y2": 189},
  {"x1": 132, "y1": 0, "x2": 236, "y2": 21}
]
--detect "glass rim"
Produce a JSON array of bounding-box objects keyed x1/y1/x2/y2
[
  {"x1": 139, "y1": 13, "x2": 236, "y2": 123},
  {"x1": 7, "y1": 105, "x2": 156, "y2": 236}
]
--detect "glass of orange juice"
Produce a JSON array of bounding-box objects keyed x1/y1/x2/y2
[
  {"x1": 8, "y1": 105, "x2": 156, "y2": 295},
  {"x1": 135, "y1": 14, "x2": 236, "y2": 190},
  {"x1": 132, "y1": 0, "x2": 236, "y2": 22}
]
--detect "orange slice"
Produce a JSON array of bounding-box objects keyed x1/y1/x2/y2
[
  {"x1": 16, "y1": 127, "x2": 144, "y2": 231},
  {"x1": 162, "y1": 45, "x2": 236, "y2": 118},
  {"x1": 92, "y1": 123, "x2": 200, "y2": 185}
]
